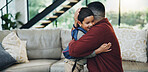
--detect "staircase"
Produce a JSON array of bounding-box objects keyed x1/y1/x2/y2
[{"x1": 20, "y1": 0, "x2": 80, "y2": 29}]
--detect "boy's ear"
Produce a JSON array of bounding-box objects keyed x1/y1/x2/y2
[{"x1": 77, "y1": 21, "x2": 81, "y2": 25}]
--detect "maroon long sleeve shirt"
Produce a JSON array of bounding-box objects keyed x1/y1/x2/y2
[{"x1": 69, "y1": 18, "x2": 123, "y2": 72}]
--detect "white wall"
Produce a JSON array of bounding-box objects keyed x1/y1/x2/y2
[{"x1": 14, "y1": 0, "x2": 27, "y2": 28}]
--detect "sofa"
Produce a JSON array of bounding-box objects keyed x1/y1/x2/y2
[{"x1": 0, "y1": 28, "x2": 148, "y2": 72}]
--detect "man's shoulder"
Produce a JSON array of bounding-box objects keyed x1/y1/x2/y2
[
  {"x1": 96, "y1": 22, "x2": 113, "y2": 30},
  {"x1": 92, "y1": 22, "x2": 108, "y2": 31},
  {"x1": 96, "y1": 22, "x2": 110, "y2": 27}
]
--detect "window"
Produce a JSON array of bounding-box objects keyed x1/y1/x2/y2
[
  {"x1": 120, "y1": 0, "x2": 148, "y2": 29},
  {"x1": 28, "y1": 0, "x2": 53, "y2": 20},
  {"x1": 28, "y1": 0, "x2": 148, "y2": 30},
  {"x1": 53, "y1": 0, "x2": 120, "y2": 29},
  {"x1": 55, "y1": 0, "x2": 86, "y2": 29}
]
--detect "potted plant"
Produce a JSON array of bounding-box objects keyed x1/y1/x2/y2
[{"x1": 1, "y1": 12, "x2": 24, "y2": 30}]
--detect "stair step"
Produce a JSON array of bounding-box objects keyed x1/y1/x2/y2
[
  {"x1": 49, "y1": 16, "x2": 58, "y2": 18},
  {"x1": 68, "y1": 0, "x2": 78, "y2": 3},
  {"x1": 62, "y1": 5, "x2": 72, "y2": 8},
  {"x1": 35, "y1": 25, "x2": 45, "y2": 28},
  {"x1": 55, "y1": 11, "x2": 65, "y2": 13},
  {"x1": 41, "y1": 23, "x2": 50, "y2": 25},
  {"x1": 39, "y1": 20, "x2": 51, "y2": 23}
]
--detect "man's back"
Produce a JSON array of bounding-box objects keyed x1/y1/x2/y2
[
  {"x1": 69, "y1": 18, "x2": 123, "y2": 72},
  {"x1": 87, "y1": 18, "x2": 123, "y2": 72}
]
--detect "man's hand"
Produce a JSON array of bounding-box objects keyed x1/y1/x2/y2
[{"x1": 95, "y1": 42, "x2": 112, "y2": 54}]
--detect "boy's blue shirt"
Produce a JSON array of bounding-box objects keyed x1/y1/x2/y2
[{"x1": 71, "y1": 27, "x2": 87, "y2": 41}]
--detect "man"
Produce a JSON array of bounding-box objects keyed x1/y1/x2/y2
[{"x1": 69, "y1": 1, "x2": 123, "y2": 72}]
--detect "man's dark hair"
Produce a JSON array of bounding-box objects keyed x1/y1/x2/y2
[
  {"x1": 87, "y1": 1, "x2": 105, "y2": 20},
  {"x1": 78, "y1": 7, "x2": 94, "y2": 23}
]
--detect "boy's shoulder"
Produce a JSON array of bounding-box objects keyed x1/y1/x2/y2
[{"x1": 77, "y1": 30, "x2": 85, "y2": 39}]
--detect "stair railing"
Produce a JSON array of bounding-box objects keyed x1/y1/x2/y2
[{"x1": 20, "y1": 0, "x2": 65, "y2": 29}]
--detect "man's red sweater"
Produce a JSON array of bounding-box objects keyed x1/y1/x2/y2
[{"x1": 69, "y1": 18, "x2": 123, "y2": 72}]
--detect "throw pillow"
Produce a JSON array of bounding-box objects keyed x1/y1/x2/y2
[
  {"x1": 114, "y1": 28, "x2": 147, "y2": 63},
  {"x1": 0, "y1": 43, "x2": 16, "y2": 71},
  {"x1": 2, "y1": 32, "x2": 29, "y2": 63}
]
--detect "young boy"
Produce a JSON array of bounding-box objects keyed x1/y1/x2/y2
[{"x1": 64, "y1": 7, "x2": 112, "y2": 72}]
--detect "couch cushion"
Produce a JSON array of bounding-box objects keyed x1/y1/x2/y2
[
  {"x1": 60, "y1": 29, "x2": 71, "y2": 58},
  {"x1": 3, "y1": 59, "x2": 58, "y2": 72},
  {"x1": 16, "y1": 29, "x2": 62, "y2": 59},
  {"x1": 114, "y1": 28, "x2": 147, "y2": 63},
  {"x1": 61, "y1": 29, "x2": 71, "y2": 50},
  {"x1": 0, "y1": 30, "x2": 11, "y2": 43},
  {"x1": 122, "y1": 60, "x2": 148, "y2": 72},
  {"x1": 50, "y1": 59, "x2": 65, "y2": 72}
]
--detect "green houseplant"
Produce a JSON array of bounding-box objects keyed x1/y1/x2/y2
[{"x1": 1, "y1": 12, "x2": 24, "y2": 30}]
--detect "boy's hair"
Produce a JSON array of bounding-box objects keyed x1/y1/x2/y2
[
  {"x1": 78, "y1": 7, "x2": 94, "y2": 23},
  {"x1": 87, "y1": 1, "x2": 105, "y2": 20}
]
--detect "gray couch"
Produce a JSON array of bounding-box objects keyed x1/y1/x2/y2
[{"x1": 0, "y1": 28, "x2": 148, "y2": 72}]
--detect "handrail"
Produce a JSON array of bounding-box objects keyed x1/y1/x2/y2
[
  {"x1": 20, "y1": 0, "x2": 66, "y2": 29},
  {"x1": 0, "y1": 0, "x2": 13, "y2": 10}
]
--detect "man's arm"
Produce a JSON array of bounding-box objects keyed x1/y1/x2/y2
[
  {"x1": 74, "y1": 30, "x2": 112, "y2": 59},
  {"x1": 69, "y1": 25, "x2": 106, "y2": 57}
]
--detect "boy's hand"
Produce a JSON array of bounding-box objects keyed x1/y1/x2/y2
[
  {"x1": 74, "y1": 8, "x2": 81, "y2": 27},
  {"x1": 95, "y1": 42, "x2": 112, "y2": 54}
]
